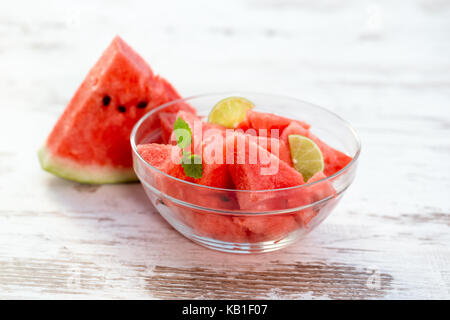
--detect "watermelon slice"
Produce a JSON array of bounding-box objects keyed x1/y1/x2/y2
[
  {"x1": 39, "y1": 36, "x2": 194, "y2": 184},
  {"x1": 280, "y1": 121, "x2": 352, "y2": 176}
]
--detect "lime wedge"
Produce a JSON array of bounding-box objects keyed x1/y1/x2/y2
[
  {"x1": 288, "y1": 134, "x2": 324, "y2": 181},
  {"x1": 208, "y1": 96, "x2": 254, "y2": 128}
]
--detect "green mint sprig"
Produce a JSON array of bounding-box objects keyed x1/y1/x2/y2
[
  {"x1": 181, "y1": 153, "x2": 203, "y2": 179},
  {"x1": 173, "y1": 117, "x2": 203, "y2": 179},
  {"x1": 173, "y1": 117, "x2": 192, "y2": 149}
]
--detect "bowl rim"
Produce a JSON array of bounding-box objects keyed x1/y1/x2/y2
[{"x1": 130, "y1": 91, "x2": 361, "y2": 193}]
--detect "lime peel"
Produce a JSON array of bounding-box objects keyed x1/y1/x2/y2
[
  {"x1": 288, "y1": 134, "x2": 324, "y2": 182},
  {"x1": 208, "y1": 96, "x2": 255, "y2": 128}
]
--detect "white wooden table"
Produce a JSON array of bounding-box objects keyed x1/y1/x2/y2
[{"x1": 1, "y1": 0, "x2": 449, "y2": 299}]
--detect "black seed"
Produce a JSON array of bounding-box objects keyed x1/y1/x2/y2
[
  {"x1": 137, "y1": 101, "x2": 148, "y2": 109},
  {"x1": 118, "y1": 106, "x2": 126, "y2": 113},
  {"x1": 102, "y1": 95, "x2": 111, "y2": 106},
  {"x1": 220, "y1": 195, "x2": 230, "y2": 202}
]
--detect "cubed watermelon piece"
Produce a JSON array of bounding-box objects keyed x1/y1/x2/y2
[
  {"x1": 198, "y1": 132, "x2": 234, "y2": 189},
  {"x1": 241, "y1": 110, "x2": 310, "y2": 136},
  {"x1": 137, "y1": 143, "x2": 185, "y2": 179},
  {"x1": 187, "y1": 210, "x2": 248, "y2": 242},
  {"x1": 167, "y1": 111, "x2": 226, "y2": 153},
  {"x1": 158, "y1": 112, "x2": 178, "y2": 144},
  {"x1": 291, "y1": 171, "x2": 336, "y2": 227},
  {"x1": 138, "y1": 141, "x2": 232, "y2": 189},
  {"x1": 226, "y1": 133, "x2": 305, "y2": 211},
  {"x1": 137, "y1": 143, "x2": 190, "y2": 202},
  {"x1": 232, "y1": 214, "x2": 298, "y2": 242},
  {"x1": 246, "y1": 135, "x2": 293, "y2": 166},
  {"x1": 235, "y1": 117, "x2": 251, "y2": 131},
  {"x1": 138, "y1": 138, "x2": 234, "y2": 210}
]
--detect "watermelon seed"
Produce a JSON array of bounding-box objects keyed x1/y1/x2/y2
[
  {"x1": 220, "y1": 195, "x2": 230, "y2": 202},
  {"x1": 102, "y1": 95, "x2": 111, "y2": 106},
  {"x1": 118, "y1": 106, "x2": 126, "y2": 113},
  {"x1": 137, "y1": 101, "x2": 148, "y2": 109}
]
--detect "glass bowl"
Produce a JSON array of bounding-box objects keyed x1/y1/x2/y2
[{"x1": 131, "y1": 92, "x2": 360, "y2": 253}]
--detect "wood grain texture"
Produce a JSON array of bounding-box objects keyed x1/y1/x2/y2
[{"x1": 0, "y1": 0, "x2": 449, "y2": 299}]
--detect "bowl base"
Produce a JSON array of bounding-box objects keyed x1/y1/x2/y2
[
  {"x1": 183, "y1": 229, "x2": 302, "y2": 254},
  {"x1": 154, "y1": 198, "x2": 305, "y2": 254}
]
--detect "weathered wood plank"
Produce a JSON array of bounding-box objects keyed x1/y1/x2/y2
[{"x1": 0, "y1": 0, "x2": 449, "y2": 299}]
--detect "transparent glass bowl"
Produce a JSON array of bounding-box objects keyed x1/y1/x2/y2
[{"x1": 131, "y1": 93, "x2": 360, "y2": 253}]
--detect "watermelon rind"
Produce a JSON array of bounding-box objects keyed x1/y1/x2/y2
[{"x1": 38, "y1": 145, "x2": 138, "y2": 184}]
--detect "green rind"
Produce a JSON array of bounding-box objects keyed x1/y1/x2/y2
[{"x1": 38, "y1": 145, "x2": 138, "y2": 184}]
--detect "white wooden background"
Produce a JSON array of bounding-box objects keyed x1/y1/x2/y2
[{"x1": 0, "y1": 0, "x2": 449, "y2": 299}]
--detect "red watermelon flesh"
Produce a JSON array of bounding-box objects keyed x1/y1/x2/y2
[
  {"x1": 226, "y1": 133, "x2": 305, "y2": 211},
  {"x1": 290, "y1": 171, "x2": 336, "y2": 227},
  {"x1": 242, "y1": 110, "x2": 310, "y2": 137},
  {"x1": 232, "y1": 214, "x2": 298, "y2": 242},
  {"x1": 167, "y1": 111, "x2": 227, "y2": 150},
  {"x1": 39, "y1": 36, "x2": 193, "y2": 184},
  {"x1": 235, "y1": 117, "x2": 251, "y2": 131},
  {"x1": 138, "y1": 140, "x2": 235, "y2": 208},
  {"x1": 138, "y1": 143, "x2": 239, "y2": 240},
  {"x1": 158, "y1": 112, "x2": 178, "y2": 144},
  {"x1": 136, "y1": 143, "x2": 191, "y2": 201},
  {"x1": 200, "y1": 133, "x2": 234, "y2": 189},
  {"x1": 138, "y1": 142, "x2": 232, "y2": 188},
  {"x1": 137, "y1": 143, "x2": 186, "y2": 180},
  {"x1": 167, "y1": 201, "x2": 296, "y2": 243},
  {"x1": 246, "y1": 135, "x2": 293, "y2": 166},
  {"x1": 303, "y1": 171, "x2": 336, "y2": 204},
  {"x1": 281, "y1": 121, "x2": 353, "y2": 177},
  {"x1": 186, "y1": 210, "x2": 248, "y2": 242}
]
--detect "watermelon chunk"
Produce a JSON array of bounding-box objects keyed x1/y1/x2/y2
[
  {"x1": 235, "y1": 117, "x2": 251, "y2": 131},
  {"x1": 137, "y1": 143, "x2": 186, "y2": 180},
  {"x1": 291, "y1": 171, "x2": 336, "y2": 226},
  {"x1": 246, "y1": 135, "x2": 293, "y2": 166},
  {"x1": 167, "y1": 111, "x2": 227, "y2": 150},
  {"x1": 281, "y1": 121, "x2": 353, "y2": 176},
  {"x1": 158, "y1": 112, "x2": 179, "y2": 144},
  {"x1": 199, "y1": 133, "x2": 233, "y2": 189},
  {"x1": 226, "y1": 133, "x2": 305, "y2": 211},
  {"x1": 39, "y1": 36, "x2": 194, "y2": 184},
  {"x1": 138, "y1": 142, "x2": 238, "y2": 241},
  {"x1": 240, "y1": 110, "x2": 310, "y2": 136},
  {"x1": 138, "y1": 139, "x2": 233, "y2": 200},
  {"x1": 186, "y1": 210, "x2": 248, "y2": 242},
  {"x1": 232, "y1": 214, "x2": 298, "y2": 242}
]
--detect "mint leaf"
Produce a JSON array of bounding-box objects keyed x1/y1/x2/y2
[
  {"x1": 181, "y1": 153, "x2": 203, "y2": 179},
  {"x1": 173, "y1": 118, "x2": 202, "y2": 178},
  {"x1": 173, "y1": 117, "x2": 192, "y2": 149}
]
